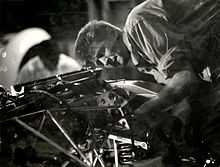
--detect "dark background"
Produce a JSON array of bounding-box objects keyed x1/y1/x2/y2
[
  {"x1": 0, "y1": 0, "x2": 145, "y2": 56},
  {"x1": 0, "y1": 0, "x2": 145, "y2": 36},
  {"x1": 0, "y1": 0, "x2": 88, "y2": 39}
]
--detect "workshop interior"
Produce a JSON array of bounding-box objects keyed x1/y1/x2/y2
[{"x1": 0, "y1": 0, "x2": 220, "y2": 167}]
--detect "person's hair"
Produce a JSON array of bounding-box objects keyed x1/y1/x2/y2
[{"x1": 74, "y1": 20, "x2": 122, "y2": 65}]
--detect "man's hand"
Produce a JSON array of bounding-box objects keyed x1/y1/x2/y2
[
  {"x1": 134, "y1": 96, "x2": 171, "y2": 128},
  {"x1": 134, "y1": 70, "x2": 198, "y2": 127}
]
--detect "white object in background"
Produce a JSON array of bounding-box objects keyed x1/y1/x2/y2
[{"x1": 0, "y1": 27, "x2": 51, "y2": 88}]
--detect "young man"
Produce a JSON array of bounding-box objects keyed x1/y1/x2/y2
[
  {"x1": 75, "y1": 20, "x2": 129, "y2": 67},
  {"x1": 123, "y1": 0, "x2": 220, "y2": 164},
  {"x1": 74, "y1": 20, "x2": 155, "y2": 81}
]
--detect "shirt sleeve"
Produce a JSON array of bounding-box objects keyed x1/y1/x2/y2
[
  {"x1": 124, "y1": 16, "x2": 161, "y2": 68},
  {"x1": 124, "y1": 15, "x2": 195, "y2": 83}
]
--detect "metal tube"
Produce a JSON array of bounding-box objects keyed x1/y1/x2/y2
[
  {"x1": 38, "y1": 113, "x2": 46, "y2": 132},
  {"x1": 93, "y1": 149, "x2": 105, "y2": 167},
  {"x1": 14, "y1": 117, "x2": 89, "y2": 167},
  {"x1": 33, "y1": 113, "x2": 46, "y2": 147},
  {"x1": 46, "y1": 110, "x2": 91, "y2": 166},
  {"x1": 1, "y1": 109, "x2": 46, "y2": 123},
  {"x1": 92, "y1": 157, "x2": 98, "y2": 167},
  {"x1": 113, "y1": 139, "x2": 119, "y2": 167}
]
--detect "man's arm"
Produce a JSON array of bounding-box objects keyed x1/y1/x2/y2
[
  {"x1": 135, "y1": 69, "x2": 199, "y2": 126},
  {"x1": 123, "y1": 10, "x2": 200, "y2": 125}
]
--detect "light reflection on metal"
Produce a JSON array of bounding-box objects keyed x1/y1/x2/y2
[
  {"x1": 10, "y1": 85, "x2": 24, "y2": 96},
  {"x1": 108, "y1": 134, "x2": 149, "y2": 150},
  {"x1": 1, "y1": 50, "x2": 7, "y2": 58},
  {"x1": 113, "y1": 139, "x2": 119, "y2": 167},
  {"x1": 92, "y1": 149, "x2": 105, "y2": 167}
]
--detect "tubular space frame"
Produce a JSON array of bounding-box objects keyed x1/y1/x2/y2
[{"x1": 13, "y1": 109, "x2": 90, "y2": 167}]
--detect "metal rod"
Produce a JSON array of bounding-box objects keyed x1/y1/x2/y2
[
  {"x1": 92, "y1": 157, "x2": 98, "y2": 167},
  {"x1": 33, "y1": 113, "x2": 46, "y2": 147},
  {"x1": 46, "y1": 110, "x2": 91, "y2": 166},
  {"x1": 29, "y1": 90, "x2": 62, "y2": 104},
  {"x1": 1, "y1": 110, "x2": 46, "y2": 123},
  {"x1": 50, "y1": 106, "x2": 119, "y2": 112},
  {"x1": 108, "y1": 134, "x2": 149, "y2": 150},
  {"x1": 14, "y1": 117, "x2": 89, "y2": 167},
  {"x1": 15, "y1": 68, "x2": 101, "y2": 88},
  {"x1": 38, "y1": 113, "x2": 46, "y2": 132},
  {"x1": 93, "y1": 149, "x2": 105, "y2": 167},
  {"x1": 113, "y1": 139, "x2": 119, "y2": 167}
]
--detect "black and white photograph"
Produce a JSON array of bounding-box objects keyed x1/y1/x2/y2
[{"x1": 0, "y1": 0, "x2": 219, "y2": 166}]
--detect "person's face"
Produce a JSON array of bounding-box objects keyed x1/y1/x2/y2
[
  {"x1": 97, "y1": 39, "x2": 129, "y2": 68},
  {"x1": 86, "y1": 35, "x2": 129, "y2": 68}
]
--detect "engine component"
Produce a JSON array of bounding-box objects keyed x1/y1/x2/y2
[
  {"x1": 1, "y1": 67, "x2": 204, "y2": 167},
  {"x1": 118, "y1": 143, "x2": 134, "y2": 166},
  {"x1": 0, "y1": 68, "x2": 137, "y2": 167}
]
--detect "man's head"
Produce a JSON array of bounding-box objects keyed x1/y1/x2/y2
[{"x1": 74, "y1": 20, "x2": 130, "y2": 68}]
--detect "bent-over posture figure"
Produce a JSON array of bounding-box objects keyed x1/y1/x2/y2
[{"x1": 123, "y1": 0, "x2": 220, "y2": 165}]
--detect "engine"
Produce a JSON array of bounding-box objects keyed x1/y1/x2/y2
[
  {"x1": 0, "y1": 68, "x2": 150, "y2": 166},
  {"x1": 0, "y1": 68, "x2": 215, "y2": 167}
]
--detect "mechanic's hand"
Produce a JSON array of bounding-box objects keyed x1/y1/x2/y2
[
  {"x1": 134, "y1": 97, "x2": 170, "y2": 128},
  {"x1": 130, "y1": 117, "x2": 151, "y2": 140}
]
